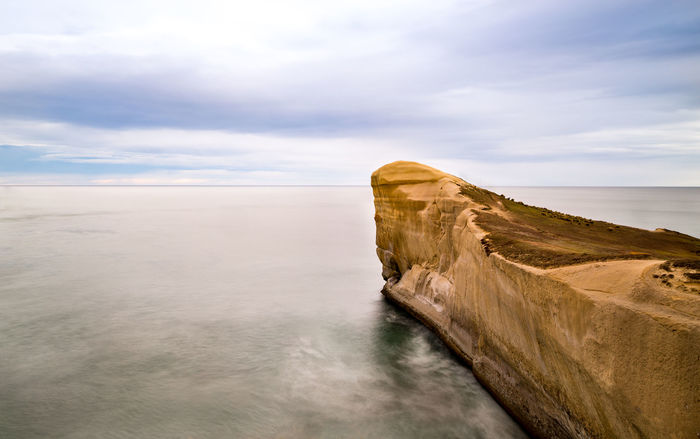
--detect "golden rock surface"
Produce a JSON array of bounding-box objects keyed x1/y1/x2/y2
[{"x1": 372, "y1": 161, "x2": 700, "y2": 439}]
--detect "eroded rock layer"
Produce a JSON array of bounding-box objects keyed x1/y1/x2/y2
[{"x1": 372, "y1": 161, "x2": 699, "y2": 439}]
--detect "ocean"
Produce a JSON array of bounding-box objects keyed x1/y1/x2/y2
[{"x1": 1, "y1": 186, "x2": 697, "y2": 438}]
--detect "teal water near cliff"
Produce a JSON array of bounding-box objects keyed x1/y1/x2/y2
[{"x1": 1, "y1": 186, "x2": 697, "y2": 438}]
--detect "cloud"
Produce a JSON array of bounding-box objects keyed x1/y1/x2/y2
[
  {"x1": 0, "y1": 119, "x2": 414, "y2": 184},
  {"x1": 0, "y1": 0, "x2": 699, "y2": 184}
]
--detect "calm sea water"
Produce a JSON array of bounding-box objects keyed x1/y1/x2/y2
[{"x1": 1, "y1": 186, "x2": 697, "y2": 439}]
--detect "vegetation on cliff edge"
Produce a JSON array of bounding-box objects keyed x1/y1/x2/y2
[{"x1": 458, "y1": 184, "x2": 700, "y2": 269}]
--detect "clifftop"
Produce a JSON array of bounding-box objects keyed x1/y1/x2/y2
[
  {"x1": 371, "y1": 160, "x2": 454, "y2": 185},
  {"x1": 373, "y1": 161, "x2": 700, "y2": 274}
]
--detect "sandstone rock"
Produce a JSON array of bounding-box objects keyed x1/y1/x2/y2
[{"x1": 372, "y1": 161, "x2": 700, "y2": 439}]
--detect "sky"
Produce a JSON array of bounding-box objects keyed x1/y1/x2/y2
[{"x1": 1, "y1": 0, "x2": 699, "y2": 185}]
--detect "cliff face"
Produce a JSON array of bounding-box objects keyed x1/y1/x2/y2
[{"x1": 372, "y1": 161, "x2": 700, "y2": 439}]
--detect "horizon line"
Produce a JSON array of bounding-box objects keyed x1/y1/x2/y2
[{"x1": 2, "y1": 184, "x2": 699, "y2": 188}]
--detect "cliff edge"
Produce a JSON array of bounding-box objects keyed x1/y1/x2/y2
[{"x1": 372, "y1": 161, "x2": 700, "y2": 439}]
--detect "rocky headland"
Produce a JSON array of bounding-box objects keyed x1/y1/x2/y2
[{"x1": 372, "y1": 161, "x2": 700, "y2": 439}]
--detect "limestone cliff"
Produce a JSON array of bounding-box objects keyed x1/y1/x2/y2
[{"x1": 372, "y1": 161, "x2": 700, "y2": 439}]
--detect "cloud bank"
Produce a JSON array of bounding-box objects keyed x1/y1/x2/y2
[{"x1": 1, "y1": 0, "x2": 699, "y2": 185}]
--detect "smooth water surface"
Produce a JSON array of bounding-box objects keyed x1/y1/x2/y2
[{"x1": 0, "y1": 186, "x2": 526, "y2": 439}]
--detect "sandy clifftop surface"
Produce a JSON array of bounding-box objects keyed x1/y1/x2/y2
[{"x1": 372, "y1": 161, "x2": 700, "y2": 439}]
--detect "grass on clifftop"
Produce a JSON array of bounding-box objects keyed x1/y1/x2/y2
[{"x1": 458, "y1": 184, "x2": 700, "y2": 269}]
